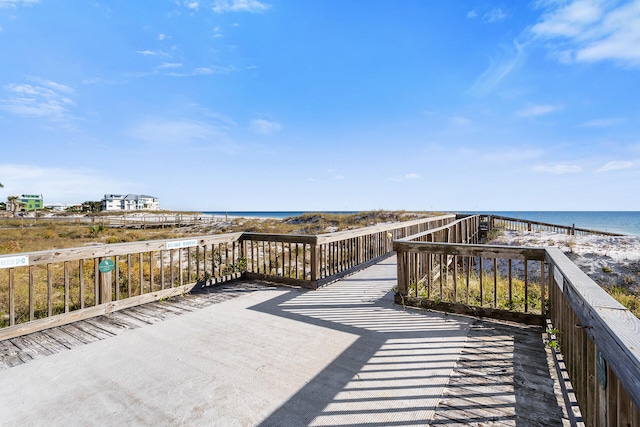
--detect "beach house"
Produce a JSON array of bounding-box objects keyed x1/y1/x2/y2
[{"x1": 101, "y1": 194, "x2": 160, "y2": 211}]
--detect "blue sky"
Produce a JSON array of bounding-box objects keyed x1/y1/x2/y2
[{"x1": 1, "y1": 0, "x2": 639, "y2": 212}]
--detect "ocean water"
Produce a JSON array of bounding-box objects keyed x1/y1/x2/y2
[
  {"x1": 480, "y1": 211, "x2": 640, "y2": 237},
  {"x1": 204, "y1": 211, "x2": 640, "y2": 237}
]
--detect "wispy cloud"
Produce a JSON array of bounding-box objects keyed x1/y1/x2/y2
[
  {"x1": 136, "y1": 50, "x2": 158, "y2": 56},
  {"x1": 467, "y1": 7, "x2": 507, "y2": 22},
  {"x1": 596, "y1": 160, "x2": 633, "y2": 173},
  {"x1": 0, "y1": 79, "x2": 76, "y2": 123},
  {"x1": 157, "y1": 33, "x2": 170, "y2": 41},
  {"x1": 212, "y1": 0, "x2": 271, "y2": 14},
  {"x1": 484, "y1": 8, "x2": 507, "y2": 23},
  {"x1": 390, "y1": 173, "x2": 421, "y2": 182},
  {"x1": 469, "y1": 40, "x2": 525, "y2": 96},
  {"x1": 533, "y1": 164, "x2": 582, "y2": 174},
  {"x1": 127, "y1": 119, "x2": 228, "y2": 146},
  {"x1": 186, "y1": 2, "x2": 199, "y2": 11},
  {"x1": 577, "y1": 117, "x2": 625, "y2": 127},
  {"x1": 0, "y1": 0, "x2": 39, "y2": 8},
  {"x1": 250, "y1": 118, "x2": 282, "y2": 134},
  {"x1": 531, "y1": 0, "x2": 640, "y2": 68},
  {"x1": 165, "y1": 65, "x2": 235, "y2": 77},
  {"x1": 450, "y1": 116, "x2": 472, "y2": 126},
  {"x1": 516, "y1": 103, "x2": 562, "y2": 117},
  {"x1": 159, "y1": 62, "x2": 183, "y2": 69}
]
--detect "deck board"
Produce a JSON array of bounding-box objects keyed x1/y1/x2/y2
[
  {"x1": 0, "y1": 262, "x2": 571, "y2": 425},
  {"x1": 430, "y1": 320, "x2": 570, "y2": 427}
]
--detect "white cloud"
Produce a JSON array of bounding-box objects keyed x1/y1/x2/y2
[
  {"x1": 212, "y1": 0, "x2": 270, "y2": 13},
  {"x1": 157, "y1": 33, "x2": 170, "y2": 41},
  {"x1": 533, "y1": 164, "x2": 582, "y2": 174},
  {"x1": 128, "y1": 119, "x2": 228, "y2": 146},
  {"x1": 0, "y1": 164, "x2": 132, "y2": 204},
  {"x1": 159, "y1": 62, "x2": 183, "y2": 69},
  {"x1": 467, "y1": 10, "x2": 478, "y2": 18},
  {"x1": 469, "y1": 40, "x2": 525, "y2": 95},
  {"x1": 164, "y1": 65, "x2": 235, "y2": 77},
  {"x1": 249, "y1": 118, "x2": 282, "y2": 134},
  {"x1": 531, "y1": 0, "x2": 640, "y2": 68},
  {"x1": 0, "y1": 80, "x2": 75, "y2": 121},
  {"x1": 186, "y1": 2, "x2": 199, "y2": 10},
  {"x1": 136, "y1": 50, "x2": 155, "y2": 56},
  {"x1": 484, "y1": 8, "x2": 507, "y2": 23},
  {"x1": 450, "y1": 116, "x2": 472, "y2": 126},
  {"x1": 596, "y1": 160, "x2": 633, "y2": 173},
  {"x1": 390, "y1": 173, "x2": 421, "y2": 182},
  {"x1": 516, "y1": 103, "x2": 562, "y2": 117},
  {"x1": 0, "y1": 0, "x2": 39, "y2": 8},
  {"x1": 578, "y1": 117, "x2": 625, "y2": 127}
]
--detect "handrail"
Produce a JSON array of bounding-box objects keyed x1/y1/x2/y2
[
  {"x1": 394, "y1": 221, "x2": 640, "y2": 426},
  {"x1": 0, "y1": 215, "x2": 457, "y2": 339},
  {"x1": 546, "y1": 247, "x2": 640, "y2": 425},
  {"x1": 489, "y1": 214, "x2": 624, "y2": 236}
]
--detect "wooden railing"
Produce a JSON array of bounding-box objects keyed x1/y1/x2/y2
[
  {"x1": 0, "y1": 233, "x2": 245, "y2": 340},
  {"x1": 0, "y1": 214, "x2": 456, "y2": 340},
  {"x1": 240, "y1": 214, "x2": 456, "y2": 287},
  {"x1": 488, "y1": 214, "x2": 623, "y2": 236},
  {"x1": 394, "y1": 218, "x2": 640, "y2": 426},
  {"x1": 546, "y1": 248, "x2": 640, "y2": 426},
  {"x1": 395, "y1": 215, "x2": 546, "y2": 324},
  {"x1": 0, "y1": 214, "x2": 220, "y2": 229}
]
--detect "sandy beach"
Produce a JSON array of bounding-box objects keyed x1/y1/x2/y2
[{"x1": 490, "y1": 230, "x2": 640, "y2": 293}]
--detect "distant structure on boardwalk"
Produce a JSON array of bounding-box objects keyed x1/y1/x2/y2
[{"x1": 101, "y1": 194, "x2": 160, "y2": 211}]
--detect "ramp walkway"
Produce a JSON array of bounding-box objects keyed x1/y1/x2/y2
[{"x1": 0, "y1": 256, "x2": 569, "y2": 426}]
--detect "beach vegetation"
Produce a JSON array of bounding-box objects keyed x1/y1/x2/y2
[
  {"x1": 605, "y1": 286, "x2": 639, "y2": 318},
  {"x1": 406, "y1": 268, "x2": 544, "y2": 315}
]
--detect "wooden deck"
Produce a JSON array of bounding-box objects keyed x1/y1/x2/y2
[
  {"x1": 0, "y1": 257, "x2": 571, "y2": 426},
  {"x1": 0, "y1": 281, "x2": 269, "y2": 370}
]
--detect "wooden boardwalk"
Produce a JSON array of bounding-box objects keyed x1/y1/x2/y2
[{"x1": 0, "y1": 257, "x2": 571, "y2": 426}]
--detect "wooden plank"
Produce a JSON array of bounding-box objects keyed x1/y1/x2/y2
[
  {"x1": 393, "y1": 241, "x2": 546, "y2": 261},
  {"x1": 40, "y1": 328, "x2": 86, "y2": 350},
  {"x1": 14, "y1": 233, "x2": 244, "y2": 266},
  {"x1": 0, "y1": 282, "x2": 196, "y2": 341},
  {"x1": 545, "y1": 248, "x2": 640, "y2": 410},
  {"x1": 0, "y1": 339, "x2": 32, "y2": 368}
]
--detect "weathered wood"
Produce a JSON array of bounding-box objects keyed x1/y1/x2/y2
[
  {"x1": 0, "y1": 234, "x2": 241, "y2": 267},
  {"x1": 0, "y1": 282, "x2": 197, "y2": 341},
  {"x1": 393, "y1": 241, "x2": 546, "y2": 261},
  {"x1": 546, "y1": 247, "x2": 640, "y2": 421},
  {"x1": 397, "y1": 295, "x2": 545, "y2": 326}
]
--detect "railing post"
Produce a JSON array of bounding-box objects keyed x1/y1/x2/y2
[
  {"x1": 310, "y1": 238, "x2": 321, "y2": 286},
  {"x1": 99, "y1": 257, "x2": 112, "y2": 304},
  {"x1": 396, "y1": 249, "x2": 407, "y2": 295}
]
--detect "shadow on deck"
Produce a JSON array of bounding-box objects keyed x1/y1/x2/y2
[{"x1": 0, "y1": 257, "x2": 569, "y2": 426}]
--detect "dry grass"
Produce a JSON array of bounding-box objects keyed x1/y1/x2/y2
[{"x1": 0, "y1": 210, "x2": 436, "y2": 254}]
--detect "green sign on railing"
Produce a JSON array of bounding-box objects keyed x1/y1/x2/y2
[{"x1": 98, "y1": 259, "x2": 115, "y2": 273}]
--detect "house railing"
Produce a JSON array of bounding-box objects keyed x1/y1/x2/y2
[
  {"x1": 394, "y1": 220, "x2": 640, "y2": 426},
  {"x1": 0, "y1": 214, "x2": 456, "y2": 340}
]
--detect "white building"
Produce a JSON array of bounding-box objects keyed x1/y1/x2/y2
[{"x1": 101, "y1": 194, "x2": 160, "y2": 211}]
